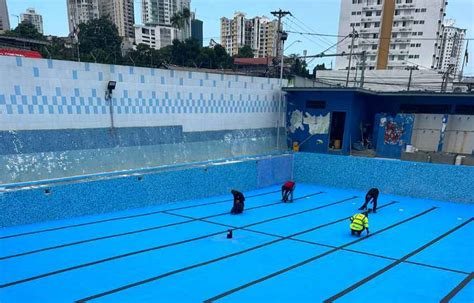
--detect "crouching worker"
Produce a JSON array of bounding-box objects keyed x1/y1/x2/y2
[
  {"x1": 359, "y1": 188, "x2": 379, "y2": 213},
  {"x1": 230, "y1": 189, "x2": 245, "y2": 214},
  {"x1": 350, "y1": 211, "x2": 370, "y2": 237},
  {"x1": 282, "y1": 181, "x2": 296, "y2": 203}
]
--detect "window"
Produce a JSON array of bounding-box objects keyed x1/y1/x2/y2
[
  {"x1": 372, "y1": 45, "x2": 378, "y2": 50},
  {"x1": 421, "y1": 8, "x2": 426, "y2": 12},
  {"x1": 373, "y1": 33, "x2": 379, "y2": 38},
  {"x1": 364, "y1": 23, "x2": 371, "y2": 28},
  {"x1": 389, "y1": 55, "x2": 395, "y2": 60},
  {"x1": 419, "y1": 20, "x2": 425, "y2": 24},
  {"x1": 366, "y1": 11, "x2": 373, "y2": 16},
  {"x1": 351, "y1": 12, "x2": 357, "y2": 15},
  {"x1": 390, "y1": 44, "x2": 396, "y2": 49},
  {"x1": 357, "y1": 11, "x2": 362, "y2": 15},
  {"x1": 418, "y1": 32, "x2": 423, "y2": 36},
  {"x1": 398, "y1": 55, "x2": 406, "y2": 60},
  {"x1": 395, "y1": 10, "x2": 401, "y2": 15},
  {"x1": 392, "y1": 33, "x2": 398, "y2": 38},
  {"x1": 396, "y1": 0, "x2": 402, "y2": 3},
  {"x1": 374, "y1": 22, "x2": 380, "y2": 27},
  {"x1": 406, "y1": 0, "x2": 413, "y2": 3},
  {"x1": 370, "y1": 56, "x2": 376, "y2": 61},
  {"x1": 377, "y1": 0, "x2": 382, "y2": 4},
  {"x1": 376, "y1": 11, "x2": 382, "y2": 16}
]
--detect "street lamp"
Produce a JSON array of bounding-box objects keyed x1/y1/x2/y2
[
  {"x1": 11, "y1": 15, "x2": 20, "y2": 27},
  {"x1": 284, "y1": 40, "x2": 302, "y2": 51}
]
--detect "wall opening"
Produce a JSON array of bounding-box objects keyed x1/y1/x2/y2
[{"x1": 330, "y1": 112, "x2": 346, "y2": 150}]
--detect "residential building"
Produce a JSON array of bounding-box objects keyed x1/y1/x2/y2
[
  {"x1": 335, "y1": 0, "x2": 447, "y2": 71},
  {"x1": 437, "y1": 20, "x2": 466, "y2": 75},
  {"x1": 141, "y1": 0, "x2": 190, "y2": 25},
  {"x1": 220, "y1": 12, "x2": 279, "y2": 58},
  {"x1": 67, "y1": 0, "x2": 100, "y2": 33},
  {"x1": 191, "y1": 13, "x2": 203, "y2": 47},
  {"x1": 0, "y1": 0, "x2": 10, "y2": 32},
  {"x1": 134, "y1": 24, "x2": 180, "y2": 49},
  {"x1": 98, "y1": 0, "x2": 135, "y2": 40},
  {"x1": 20, "y1": 8, "x2": 44, "y2": 34},
  {"x1": 140, "y1": 0, "x2": 191, "y2": 44}
]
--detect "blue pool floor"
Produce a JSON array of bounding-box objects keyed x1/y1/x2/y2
[{"x1": 0, "y1": 184, "x2": 473, "y2": 303}]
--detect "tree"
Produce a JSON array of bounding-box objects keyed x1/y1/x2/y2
[
  {"x1": 4, "y1": 21, "x2": 44, "y2": 40},
  {"x1": 213, "y1": 44, "x2": 233, "y2": 69},
  {"x1": 171, "y1": 7, "x2": 191, "y2": 40},
  {"x1": 236, "y1": 45, "x2": 254, "y2": 58},
  {"x1": 77, "y1": 17, "x2": 123, "y2": 64},
  {"x1": 288, "y1": 54, "x2": 310, "y2": 78}
]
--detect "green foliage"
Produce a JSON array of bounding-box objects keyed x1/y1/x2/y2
[
  {"x1": 4, "y1": 21, "x2": 44, "y2": 40},
  {"x1": 236, "y1": 45, "x2": 254, "y2": 58},
  {"x1": 77, "y1": 17, "x2": 123, "y2": 64},
  {"x1": 314, "y1": 63, "x2": 329, "y2": 71},
  {"x1": 288, "y1": 54, "x2": 310, "y2": 78},
  {"x1": 1, "y1": 15, "x2": 234, "y2": 71}
]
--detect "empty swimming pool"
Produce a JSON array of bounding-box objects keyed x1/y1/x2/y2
[{"x1": 1, "y1": 183, "x2": 472, "y2": 302}]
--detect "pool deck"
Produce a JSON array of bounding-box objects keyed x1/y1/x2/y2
[{"x1": 1, "y1": 184, "x2": 473, "y2": 302}]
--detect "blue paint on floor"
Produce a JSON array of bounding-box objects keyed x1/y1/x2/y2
[{"x1": 0, "y1": 184, "x2": 472, "y2": 302}]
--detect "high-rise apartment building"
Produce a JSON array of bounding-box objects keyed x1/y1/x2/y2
[
  {"x1": 220, "y1": 12, "x2": 279, "y2": 58},
  {"x1": 437, "y1": 20, "x2": 466, "y2": 75},
  {"x1": 67, "y1": 0, "x2": 100, "y2": 33},
  {"x1": 336, "y1": 0, "x2": 447, "y2": 71},
  {"x1": 137, "y1": 0, "x2": 191, "y2": 49},
  {"x1": 0, "y1": 0, "x2": 10, "y2": 32},
  {"x1": 98, "y1": 0, "x2": 135, "y2": 40},
  {"x1": 141, "y1": 0, "x2": 190, "y2": 26},
  {"x1": 20, "y1": 8, "x2": 44, "y2": 34}
]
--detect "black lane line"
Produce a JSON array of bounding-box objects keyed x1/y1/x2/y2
[
  {"x1": 203, "y1": 207, "x2": 438, "y2": 303},
  {"x1": 75, "y1": 200, "x2": 395, "y2": 302},
  {"x1": 0, "y1": 193, "x2": 347, "y2": 288},
  {"x1": 440, "y1": 272, "x2": 474, "y2": 303},
  {"x1": 0, "y1": 190, "x2": 281, "y2": 240},
  {"x1": 0, "y1": 192, "x2": 324, "y2": 261},
  {"x1": 324, "y1": 217, "x2": 474, "y2": 303}
]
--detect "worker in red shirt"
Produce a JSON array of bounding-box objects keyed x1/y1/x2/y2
[{"x1": 282, "y1": 181, "x2": 296, "y2": 202}]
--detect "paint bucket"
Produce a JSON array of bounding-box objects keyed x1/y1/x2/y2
[
  {"x1": 455, "y1": 156, "x2": 464, "y2": 166},
  {"x1": 406, "y1": 145, "x2": 414, "y2": 153},
  {"x1": 334, "y1": 140, "x2": 341, "y2": 150}
]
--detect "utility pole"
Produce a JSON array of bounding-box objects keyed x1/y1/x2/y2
[
  {"x1": 271, "y1": 9, "x2": 292, "y2": 60},
  {"x1": 360, "y1": 51, "x2": 367, "y2": 88},
  {"x1": 346, "y1": 25, "x2": 358, "y2": 87},
  {"x1": 405, "y1": 66, "x2": 418, "y2": 91},
  {"x1": 271, "y1": 9, "x2": 291, "y2": 150}
]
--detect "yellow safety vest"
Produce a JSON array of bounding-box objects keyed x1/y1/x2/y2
[{"x1": 350, "y1": 213, "x2": 369, "y2": 231}]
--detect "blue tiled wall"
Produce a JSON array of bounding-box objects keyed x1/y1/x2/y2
[
  {"x1": 294, "y1": 152, "x2": 474, "y2": 204},
  {"x1": 0, "y1": 155, "x2": 292, "y2": 227}
]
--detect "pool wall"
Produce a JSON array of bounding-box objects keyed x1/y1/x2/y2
[
  {"x1": 0, "y1": 154, "x2": 293, "y2": 227},
  {"x1": 0, "y1": 56, "x2": 285, "y2": 184},
  {"x1": 294, "y1": 152, "x2": 474, "y2": 204}
]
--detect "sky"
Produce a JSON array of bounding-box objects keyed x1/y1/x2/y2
[{"x1": 6, "y1": 0, "x2": 474, "y2": 74}]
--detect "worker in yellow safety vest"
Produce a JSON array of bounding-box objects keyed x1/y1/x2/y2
[{"x1": 350, "y1": 211, "x2": 370, "y2": 237}]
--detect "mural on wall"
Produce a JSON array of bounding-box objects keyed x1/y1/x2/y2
[
  {"x1": 375, "y1": 114, "x2": 415, "y2": 158},
  {"x1": 379, "y1": 115, "x2": 414, "y2": 146},
  {"x1": 289, "y1": 110, "x2": 330, "y2": 135}
]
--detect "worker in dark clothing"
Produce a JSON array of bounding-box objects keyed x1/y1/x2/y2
[
  {"x1": 359, "y1": 188, "x2": 379, "y2": 213},
  {"x1": 350, "y1": 211, "x2": 370, "y2": 237},
  {"x1": 230, "y1": 189, "x2": 245, "y2": 214},
  {"x1": 282, "y1": 181, "x2": 296, "y2": 202}
]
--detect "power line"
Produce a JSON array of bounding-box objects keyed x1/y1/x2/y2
[
  {"x1": 290, "y1": 15, "x2": 335, "y2": 47},
  {"x1": 286, "y1": 30, "x2": 474, "y2": 41}
]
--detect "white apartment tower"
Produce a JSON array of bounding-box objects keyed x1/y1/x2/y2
[
  {"x1": 141, "y1": 0, "x2": 190, "y2": 25},
  {"x1": 20, "y1": 8, "x2": 44, "y2": 34},
  {"x1": 137, "y1": 0, "x2": 191, "y2": 49},
  {"x1": 220, "y1": 12, "x2": 279, "y2": 58},
  {"x1": 437, "y1": 20, "x2": 466, "y2": 75},
  {"x1": 98, "y1": 0, "x2": 135, "y2": 39},
  {"x1": 67, "y1": 0, "x2": 100, "y2": 33},
  {"x1": 0, "y1": 0, "x2": 10, "y2": 32},
  {"x1": 336, "y1": 0, "x2": 447, "y2": 71}
]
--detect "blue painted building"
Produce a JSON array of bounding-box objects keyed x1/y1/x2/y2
[{"x1": 284, "y1": 87, "x2": 474, "y2": 158}]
